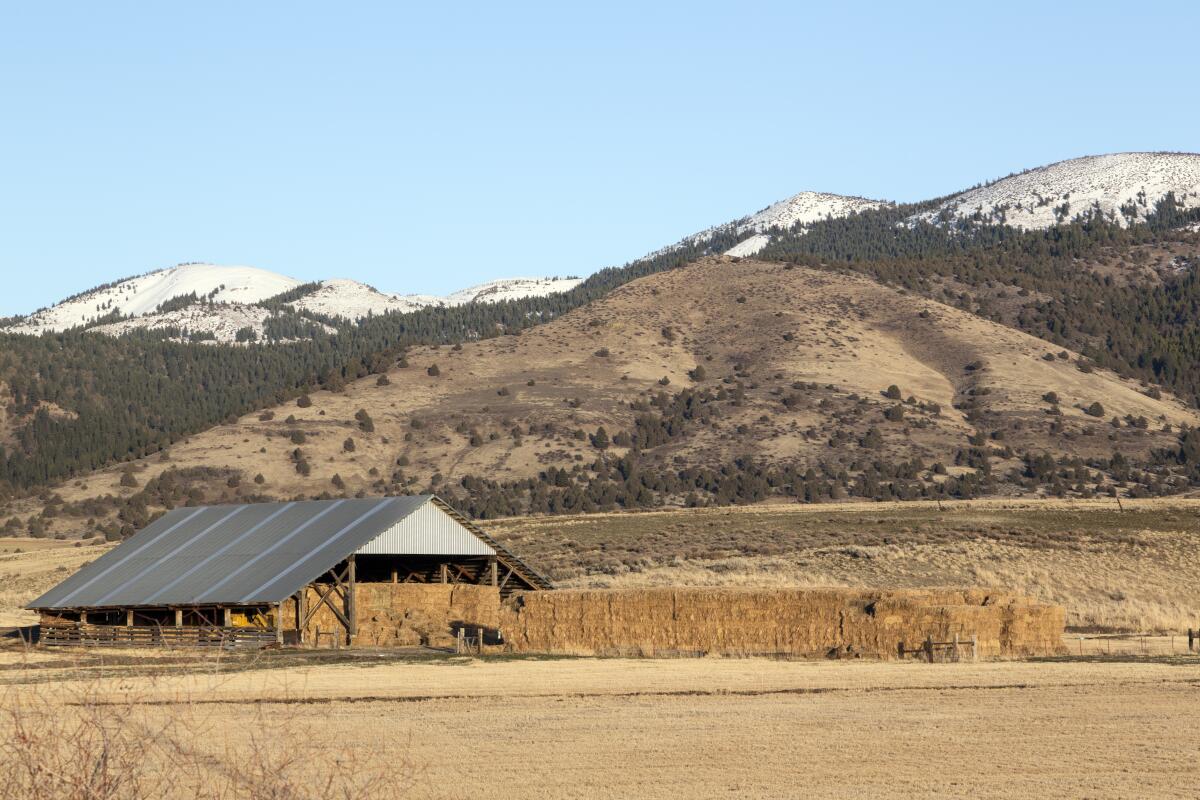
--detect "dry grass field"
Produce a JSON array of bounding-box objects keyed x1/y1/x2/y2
[{"x1": 1, "y1": 645, "x2": 1199, "y2": 799}]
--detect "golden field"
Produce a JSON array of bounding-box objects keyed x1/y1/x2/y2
[{"x1": 1, "y1": 646, "x2": 1199, "y2": 799}]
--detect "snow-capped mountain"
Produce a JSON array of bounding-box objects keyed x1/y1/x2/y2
[
  {"x1": 656, "y1": 191, "x2": 891, "y2": 260},
  {"x1": 4, "y1": 265, "x2": 584, "y2": 342},
  {"x1": 913, "y1": 152, "x2": 1200, "y2": 230},
  {"x1": 8, "y1": 264, "x2": 302, "y2": 335}
]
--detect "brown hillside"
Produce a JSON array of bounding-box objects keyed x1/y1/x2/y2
[{"x1": 7, "y1": 257, "x2": 1196, "y2": 536}]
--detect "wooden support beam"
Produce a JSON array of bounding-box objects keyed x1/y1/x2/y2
[
  {"x1": 489, "y1": 557, "x2": 498, "y2": 586},
  {"x1": 301, "y1": 578, "x2": 350, "y2": 631},
  {"x1": 440, "y1": 563, "x2": 449, "y2": 584},
  {"x1": 295, "y1": 590, "x2": 306, "y2": 644},
  {"x1": 126, "y1": 609, "x2": 134, "y2": 627},
  {"x1": 80, "y1": 610, "x2": 88, "y2": 625},
  {"x1": 174, "y1": 608, "x2": 183, "y2": 627},
  {"x1": 223, "y1": 607, "x2": 232, "y2": 627},
  {"x1": 274, "y1": 603, "x2": 283, "y2": 645},
  {"x1": 499, "y1": 565, "x2": 515, "y2": 590},
  {"x1": 346, "y1": 556, "x2": 357, "y2": 643},
  {"x1": 391, "y1": 569, "x2": 398, "y2": 584}
]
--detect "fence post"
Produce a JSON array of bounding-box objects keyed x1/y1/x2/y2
[
  {"x1": 477, "y1": 627, "x2": 485, "y2": 655},
  {"x1": 898, "y1": 640, "x2": 906, "y2": 660},
  {"x1": 953, "y1": 632, "x2": 960, "y2": 662},
  {"x1": 457, "y1": 627, "x2": 465, "y2": 655},
  {"x1": 923, "y1": 637, "x2": 934, "y2": 663},
  {"x1": 972, "y1": 633, "x2": 978, "y2": 662}
]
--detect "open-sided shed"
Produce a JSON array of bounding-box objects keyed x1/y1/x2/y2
[{"x1": 29, "y1": 494, "x2": 550, "y2": 647}]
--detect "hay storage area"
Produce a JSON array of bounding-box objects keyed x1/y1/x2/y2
[
  {"x1": 283, "y1": 583, "x2": 499, "y2": 647},
  {"x1": 499, "y1": 587, "x2": 1064, "y2": 658}
]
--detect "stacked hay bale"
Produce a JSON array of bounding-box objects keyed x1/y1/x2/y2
[
  {"x1": 499, "y1": 587, "x2": 1064, "y2": 659},
  {"x1": 286, "y1": 584, "x2": 499, "y2": 647}
]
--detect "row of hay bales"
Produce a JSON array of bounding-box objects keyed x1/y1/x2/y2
[
  {"x1": 282, "y1": 584, "x2": 499, "y2": 647},
  {"x1": 498, "y1": 587, "x2": 1065, "y2": 658}
]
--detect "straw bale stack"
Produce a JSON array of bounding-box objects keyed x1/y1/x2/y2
[
  {"x1": 284, "y1": 584, "x2": 499, "y2": 647},
  {"x1": 499, "y1": 587, "x2": 1064, "y2": 659}
]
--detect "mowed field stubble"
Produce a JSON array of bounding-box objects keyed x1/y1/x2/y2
[{"x1": 1, "y1": 647, "x2": 1199, "y2": 799}]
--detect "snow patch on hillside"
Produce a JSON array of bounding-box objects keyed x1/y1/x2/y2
[
  {"x1": 724, "y1": 234, "x2": 772, "y2": 258},
  {"x1": 444, "y1": 277, "x2": 583, "y2": 305},
  {"x1": 912, "y1": 152, "x2": 1200, "y2": 230},
  {"x1": 289, "y1": 279, "x2": 440, "y2": 320}
]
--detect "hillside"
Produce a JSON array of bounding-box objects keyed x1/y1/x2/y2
[
  {"x1": 4, "y1": 152, "x2": 1200, "y2": 498},
  {"x1": 912, "y1": 152, "x2": 1200, "y2": 230},
  {"x1": 9, "y1": 256, "x2": 1198, "y2": 540}
]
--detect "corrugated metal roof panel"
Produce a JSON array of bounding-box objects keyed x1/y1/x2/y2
[
  {"x1": 28, "y1": 496, "x2": 432, "y2": 608},
  {"x1": 356, "y1": 501, "x2": 496, "y2": 556}
]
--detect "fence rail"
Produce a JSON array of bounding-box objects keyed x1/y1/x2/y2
[
  {"x1": 898, "y1": 633, "x2": 978, "y2": 663},
  {"x1": 40, "y1": 624, "x2": 276, "y2": 649}
]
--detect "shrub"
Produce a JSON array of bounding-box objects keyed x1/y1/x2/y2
[
  {"x1": 1084, "y1": 401, "x2": 1105, "y2": 417},
  {"x1": 355, "y1": 409, "x2": 375, "y2": 433},
  {"x1": 119, "y1": 472, "x2": 138, "y2": 488},
  {"x1": 289, "y1": 430, "x2": 307, "y2": 445},
  {"x1": 376, "y1": 374, "x2": 391, "y2": 387},
  {"x1": 427, "y1": 364, "x2": 440, "y2": 377},
  {"x1": 297, "y1": 394, "x2": 313, "y2": 408},
  {"x1": 343, "y1": 438, "x2": 356, "y2": 452},
  {"x1": 884, "y1": 385, "x2": 902, "y2": 400}
]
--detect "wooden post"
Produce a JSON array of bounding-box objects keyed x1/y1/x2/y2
[
  {"x1": 898, "y1": 640, "x2": 906, "y2": 659},
  {"x1": 457, "y1": 627, "x2": 465, "y2": 654},
  {"x1": 126, "y1": 609, "x2": 134, "y2": 627},
  {"x1": 477, "y1": 627, "x2": 485, "y2": 655},
  {"x1": 79, "y1": 610, "x2": 88, "y2": 625},
  {"x1": 346, "y1": 556, "x2": 357, "y2": 645},
  {"x1": 275, "y1": 602, "x2": 283, "y2": 645},
  {"x1": 489, "y1": 558, "x2": 498, "y2": 586},
  {"x1": 174, "y1": 608, "x2": 183, "y2": 627},
  {"x1": 953, "y1": 632, "x2": 960, "y2": 662},
  {"x1": 923, "y1": 637, "x2": 934, "y2": 663},
  {"x1": 295, "y1": 590, "x2": 305, "y2": 644},
  {"x1": 440, "y1": 563, "x2": 449, "y2": 584},
  {"x1": 223, "y1": 607, "x2": 232, "y2": 627},
  {"x1": 391, "y1": 569, "x2": 398, "y2": 584},
  {"x1": 971, "y1": 633, "x2": 978, "y2": 663}
]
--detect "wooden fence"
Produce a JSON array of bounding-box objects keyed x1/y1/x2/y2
[
  {"x1": 898, "y1": 633, "x2": 978, "y2": 663},
  {"x1": 40, "y1": 624, "x2": 277, "y2": 649}
]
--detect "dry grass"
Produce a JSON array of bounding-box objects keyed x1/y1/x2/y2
[{"x1": 1, "y1": 646, "x2": 1198, "y2": 798}]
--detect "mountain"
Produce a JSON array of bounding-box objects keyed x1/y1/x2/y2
[
  {"x1": 912, "y1": 152, "x2": 1200, "y2": 230},
  {"x1": 12, "y1": 254, "x2": 1198, "y2": 538},
  {"x1": 4, "y1": 265, "x2": 584, "y2": 341},
  {"x1": 4, "y1": 151, "x2": 1200, "y2": 516}
]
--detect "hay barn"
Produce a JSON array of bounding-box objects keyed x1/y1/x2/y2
[{"x1": 29, "y1": 495, "x2": 550, "y2": 648}]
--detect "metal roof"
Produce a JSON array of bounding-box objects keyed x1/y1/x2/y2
[
  {"x1": 28, "y1": 494, "x2": 549, "y2": 609},
  {"x1": 357, "y1": 500, "x2": 496, "y2": 556}
]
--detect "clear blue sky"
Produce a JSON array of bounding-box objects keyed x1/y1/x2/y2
[{"x1": 3, "y1": 1, "x2": 1198, "y2": 316}]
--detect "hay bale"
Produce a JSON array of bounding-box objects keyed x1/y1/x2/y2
[{"x1": 501, "y1": 587, "x2": 1065, "y2": 659}]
